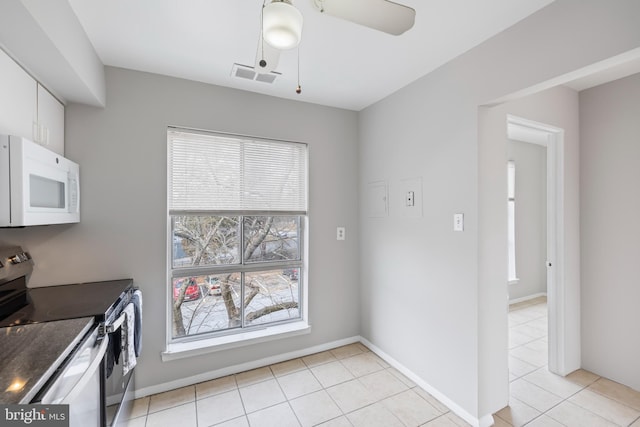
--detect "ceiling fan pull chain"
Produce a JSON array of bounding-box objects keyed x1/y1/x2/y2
[
  {"x1": 296, "y1": 45, "x2": 302, "y2": 94},
  {"x1": 259, "y1": 0, "x2": 267, "y2": 68}
]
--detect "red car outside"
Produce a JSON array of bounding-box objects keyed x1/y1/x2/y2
[{"x1": 173, "y1": 278, "x2": 201, "y2": 302}]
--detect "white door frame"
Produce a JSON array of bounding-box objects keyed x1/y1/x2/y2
[{"x1": 507, "y1": 114, "x2": 567, "y2": 375}]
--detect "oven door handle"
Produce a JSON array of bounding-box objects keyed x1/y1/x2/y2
[
  {"x1": 105, "y1": 310, "x2": 127, "y2": 334},
  {"x1": 61, "y1": 333, "x2": 109, "y2": 404}
]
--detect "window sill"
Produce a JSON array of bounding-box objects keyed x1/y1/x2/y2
[
  {"x1": 161, "y1": 321, "x2": 311, "y2": 362},
  {"x1": 508, "y1": 278, "x2": 520, "y2": 285}
]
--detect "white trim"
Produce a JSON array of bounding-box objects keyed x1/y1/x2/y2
[
  {"x1": 359, "y1": 337, "x2": 493, "y2": 427},
  {"x1": 508, "y1": 278, "x2": 520, "y2": 286},
  {"x1": 507, "y1": 115, "x2": 568, "y2": 376},
  {"x1": 138, "y1": 335, "x2": 360, "y2": 399},
  {"x1": 508, "y1": 292, "x2": 547, "y2": 305},
  {"x1": 162, "y1": 321, "x2": 311, "y2": 362}
]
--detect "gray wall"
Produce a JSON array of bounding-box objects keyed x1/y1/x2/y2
[
  {"x1": 360, "y1": 0, "x2": 636, "y2": 421},
  {"x1": 0, "y1": 66, "x2": 360, "y2": 391},
  {"x1": 580, "y1": 72, "x2": 640, "y2": 391},
  {"x1": 508, "y1": 140, "x2": 547, "y2": 301}
]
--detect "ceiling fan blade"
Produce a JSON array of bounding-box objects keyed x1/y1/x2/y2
[
  {"x1": 314, "y1": 0, "x2": 415, "y2": 35},
  {"x1": 254, "y1": 35, "x2": 281, "y2": 74}
]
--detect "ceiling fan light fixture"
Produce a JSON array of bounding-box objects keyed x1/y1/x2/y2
[{"x1": 262, "y1": 0, "x2": 303, "y2": 50}]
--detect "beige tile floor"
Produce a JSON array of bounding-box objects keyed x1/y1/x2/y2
[
  {"x1": 119, "y1": 342, "x2": 470, "y2": 427},
  {"x1": 496, "y1": 296, "x2": 640, "y2": 427},
  {"x1": 119, "y1": 297, "x2": 640, "y2": 426}
]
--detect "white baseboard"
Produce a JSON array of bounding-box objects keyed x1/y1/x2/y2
[
  {"x1": 134, "y1": 335, "x2": 360, "y2": 399},
  {"x1": 359, "y1": 337, "x2": 494, "y2": 427},
  {"x1": 509, "y1": 292, "x2": 547, "y2": 305}
]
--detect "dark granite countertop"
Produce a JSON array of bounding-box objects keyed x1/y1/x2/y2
[{"x1": 0, "y1": 317, "x2": 95, "y2": 404}]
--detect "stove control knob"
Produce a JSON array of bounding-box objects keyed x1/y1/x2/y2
[{"x1": 9, "y1": 252, "x2": 30, "y2": 264}]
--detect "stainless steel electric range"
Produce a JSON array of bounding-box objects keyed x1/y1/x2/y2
[{"x1": 0, "y1": 246, "x2": 139, "y2": 427}]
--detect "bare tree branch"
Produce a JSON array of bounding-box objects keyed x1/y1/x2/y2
[
  {"x1": 244, "y1": 282, "x2": 261, "y2": 308},
  {"x1": 245, "y1": 302, "x2": 299, "y2": 322},
  {"x1": 244, "y1": 217, "x2": 274, "y2": 260}
]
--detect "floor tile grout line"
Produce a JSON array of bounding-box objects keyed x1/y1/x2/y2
[
  {"x1": 193, "y1": 387, "x2": 200, "y2": 427},
  {"x1": 321, "y1": 373, "x2": 349, "y2": 421},
  {"x1": 191, "y1": 386, "x2": 199, "y2": 427},
  {"x1": 269, "y1": 364, "x2": 302, "y2": 425},
  {"x1": 516, "y1": 374, "x2": 568, "y2": 402},
  {"x1": 517, "y1": 381, "x2": 586, "y2": 427},
  {"x1": 284, "y1": 399, "x2": 303, "y2": 427},
  {"x1": 508, "y1": 353, "x2": 545, "y2": 371},
  {"x1": 235, "y1": 385, "x2": 250, "y2": 425}
]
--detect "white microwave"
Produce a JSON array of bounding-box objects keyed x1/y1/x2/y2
[{"x1": 0, "y1": 135, "x2": 80, "y2": 227}]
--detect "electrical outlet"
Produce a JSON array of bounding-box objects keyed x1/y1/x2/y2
[
  {"x1": 337, "y1": 227, "x2": 346, "y2": 241},
  {"x1": 453, "y1": 213, "x2": 464, "y2": 231}
]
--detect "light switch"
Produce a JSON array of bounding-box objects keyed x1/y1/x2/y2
[
  {"x1": 337, "y1": 227, "x2": 346, "y2": 240},
  {"x1": 453, "y1": 213, "x2": 464, "y2": 231},
  {"x1": 400, "y1": 177, "x2": 422, "y2": 218},
  {"x1": 406, "y1": 191, "x2": 414, "y2": 207}
]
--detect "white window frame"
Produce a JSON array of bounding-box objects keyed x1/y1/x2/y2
[{"x1": 163, "y1": 128, "x2": 310, "y2": 360}]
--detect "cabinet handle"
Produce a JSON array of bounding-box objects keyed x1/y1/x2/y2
[
  {"x1": 32, "y1": 122, "x2": 39, "y2": 143},
  {"x1": 41, "y1": 126, "x2": 49, "y2": 145}
]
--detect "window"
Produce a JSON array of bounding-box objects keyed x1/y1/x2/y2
[
  {"x1": 167, "y1": 129, "x2": 308, "y2": 343},
  {"x1": 507, "y1": 160, "x2": 518, "y2": 284}
]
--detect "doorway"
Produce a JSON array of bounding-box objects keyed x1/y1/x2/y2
[{"x1": 506, "y1": 115, "x2": 565, "y2": 375}]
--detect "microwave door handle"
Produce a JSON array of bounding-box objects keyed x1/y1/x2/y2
[{"x1": 70, "y1": 172, "x2": 80, "y2": 213}]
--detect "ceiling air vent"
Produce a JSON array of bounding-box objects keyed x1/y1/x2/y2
[{"x1": 231, "y1": 63, "x2": 280, "y2": 84}]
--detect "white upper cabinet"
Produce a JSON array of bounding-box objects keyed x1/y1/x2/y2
[
  {"x1": 0, "y1": 49, "x2": 65, "y2": 155},
  {"x1": 37, "y1": 84, "x2": 65, "y2": 155},
  {"x1": 0, "y1": 48, "x2": 37, "y2": 140}
]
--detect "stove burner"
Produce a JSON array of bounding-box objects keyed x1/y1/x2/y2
[{"x1": 0, "y1": 279, "x2": 134, "y2": 328}]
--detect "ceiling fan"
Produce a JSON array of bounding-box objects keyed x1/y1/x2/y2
[{"x1": 254, "y1": 0, "x2": 416, "y2": 86}]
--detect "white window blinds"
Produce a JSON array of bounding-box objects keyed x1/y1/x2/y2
[{"x1": 168, "y1": 129, "x2": 308, "y2": 212}]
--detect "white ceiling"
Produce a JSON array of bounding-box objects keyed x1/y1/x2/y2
[{"x1": 67, "y1": 0, "x2": 556, "y2": 111}]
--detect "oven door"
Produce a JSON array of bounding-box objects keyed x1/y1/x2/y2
[
  {"x1": 33, "y1": 326, "x2": 108, "y2": 427},
  {"x1": 104, "y1": 309, "x2": 135, "y2": 427},
  {"x1": 105, "y1": 357, "x2": 134, "y2": 427}
]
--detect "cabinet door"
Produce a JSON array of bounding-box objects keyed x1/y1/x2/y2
[
  {"x1": 37, "y1": 84, "x2": 65, "y2": 155},
  {"x1": 0, "y1": 49, "x2": 37, "y2": 139}
]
